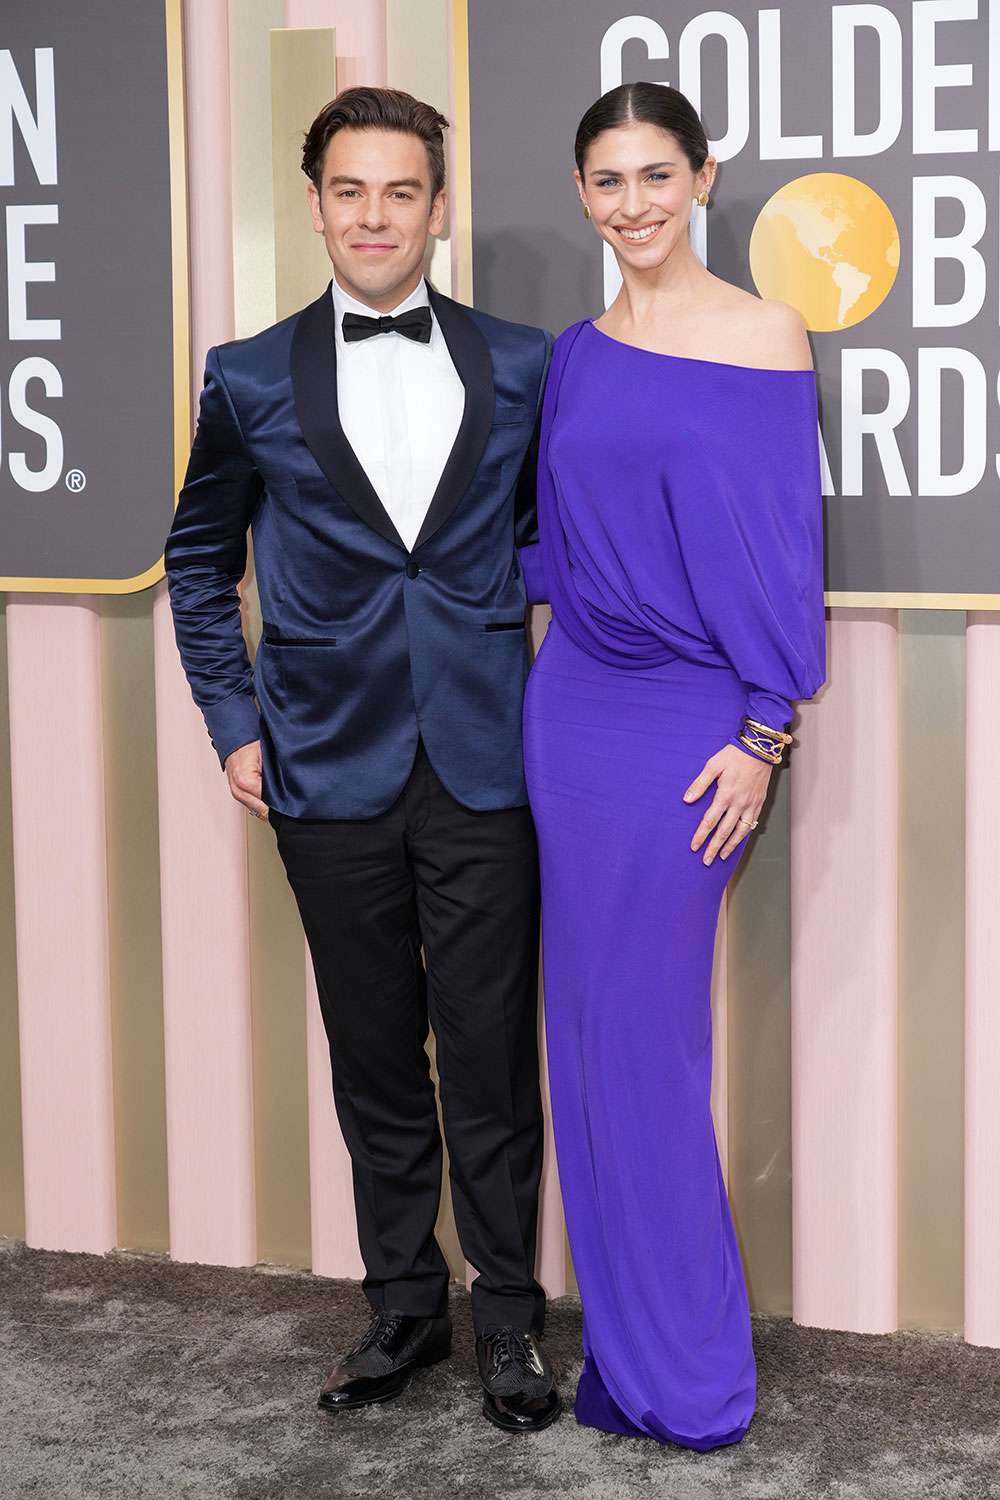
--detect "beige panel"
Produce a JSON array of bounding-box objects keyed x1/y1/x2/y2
[
  {"x1": 898, "y1": 610, "x2": 965, "y2": 1331},
  {"x1": 228, "y1": 0, "x2": 284, "y2": 339},
  {"x1": 0, "y1": 604, "x2": 25, "y2": 1240},
  {"x1": 710, "y1": 900, "x2": 729, "y2": 1183},
  {"x1": 429, "y1": 1029, "x2": 466, "y2": 1280},
  {"x1": 100, "y1": 593, "x2": 169, "y2": 1252},
  {"x1": 271, "y1": 28, "x2": 339, "y2": 317},
  {"x1": 727, "y1": 766, "x2": 793, "y2": 1317},
  {"x1": 447, "y1": 0, "x2": 473, "y2": 303},
  {"x1": 386, "y1": 0, "x2": 453, "y2": 295}
]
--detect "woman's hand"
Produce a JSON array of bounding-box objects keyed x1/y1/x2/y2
[{"x1": 682, "y1": 745, "x2": 773, "y2": 865}]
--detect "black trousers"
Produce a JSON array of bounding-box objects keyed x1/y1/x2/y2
[{"x1": 270, "y1": 739, "x2": 546, "y2": 1334}]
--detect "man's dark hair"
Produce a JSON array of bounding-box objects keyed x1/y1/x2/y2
[
  {"x1": 574, "y1": 81, "x2": 709, "y2": 177},
  {"x1": 302, "y1": 86, "x2": 450, "y2": 202}
]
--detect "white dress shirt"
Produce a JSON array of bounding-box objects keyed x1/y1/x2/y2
[{"x1": 331, "y1": 274, "x2": 466, "y2": 551}]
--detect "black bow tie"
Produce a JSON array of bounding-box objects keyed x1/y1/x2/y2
[{"x1": 341, "y1": 307, "x2": 433, "y2": 345}]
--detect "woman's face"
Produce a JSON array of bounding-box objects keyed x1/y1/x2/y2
[{"x1": 575, "y1": 122, "x2": 714, "y2": 269}]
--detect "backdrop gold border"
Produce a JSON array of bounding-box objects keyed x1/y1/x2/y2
[
  {"x1": 451, "y1": 0, "x2": 997, "y2": 612},
  {"x1": 0, "y1": 0, "x2": 190, "y2": 596}
]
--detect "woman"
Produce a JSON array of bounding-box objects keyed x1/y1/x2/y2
[{"x1": 518, "y1": 82, "x2": 825, "y2": 1451}]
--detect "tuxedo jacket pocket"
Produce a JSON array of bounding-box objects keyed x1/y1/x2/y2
[
  {"x1": 261, "y1": 621, "x2": 338, "y2": 646},
  {"x1": 492, "y1": 400, "x2": 530, "y2": 426}
]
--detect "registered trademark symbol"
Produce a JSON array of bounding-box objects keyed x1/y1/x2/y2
[{"x1": 65, "y1": 468, "x2": 87, "y2": 492}]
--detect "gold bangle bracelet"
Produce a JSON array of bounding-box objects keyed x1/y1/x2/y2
[
  {"x1": 743, "y1": 717, "x2": 793, "y2": 746},
  {"x1": 738, "y1": 733, "x2": 783, "y2": 766}
]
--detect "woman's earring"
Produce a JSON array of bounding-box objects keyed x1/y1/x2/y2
[
  {"x1": 696, "y1": 190, "x2": 709, "y2": 208},
  {"x1": 582, "y1": 203, "x2": 591, "y2": 220}
]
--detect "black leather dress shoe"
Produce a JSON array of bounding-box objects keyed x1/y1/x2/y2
[
  {"x1": 318, "y1": 1310, "x2": 452, "y2": 1411},
  {"x1": 476, "y1": 1326, "x2": 562, "y2": 1433}
]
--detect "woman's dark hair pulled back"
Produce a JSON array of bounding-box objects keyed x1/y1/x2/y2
[{"x1": 574, "y1": 82, "x2": 708, "y2": 177}]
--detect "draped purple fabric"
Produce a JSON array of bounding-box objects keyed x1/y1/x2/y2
[{"x1": 522, "y1": 319, "x2": 825, "y2": 1450}]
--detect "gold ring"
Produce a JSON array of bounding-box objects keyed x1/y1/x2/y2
[{"x1": 738, "y1": 816, "x2": 758, "y2": 830}]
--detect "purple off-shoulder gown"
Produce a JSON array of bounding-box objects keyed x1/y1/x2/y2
[{"x1": 518, "y1": 319, "x2": 825, "y2": 1452}]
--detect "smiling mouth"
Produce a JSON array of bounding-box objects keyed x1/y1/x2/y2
[
  {"x1": 614, "y1": 221, "x2": 665, "y2": 243},
  {"x1": 352, "y1": 242, "x2": 397, "y2": 251}
]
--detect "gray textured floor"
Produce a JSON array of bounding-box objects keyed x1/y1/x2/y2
[{"x1": 2, "y1": 1240, "x2": 999, "y2": 1499}]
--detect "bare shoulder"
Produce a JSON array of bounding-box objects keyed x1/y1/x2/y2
[
  {"x1": 700, "y1": 279, "x2": 813, "y2": 369},
  {"x1": 747, "y1": 298, "x2": 813, "y2": 371}
]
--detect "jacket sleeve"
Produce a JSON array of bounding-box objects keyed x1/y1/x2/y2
[
  {"x1": 515, "y1": 329, "x2": 554, "y2": 604},
  {"x1": 164, "y1": 346, "x2": 264, "y2": 769},
  {"x1": 666, "y1": 370, "x2": 827, "y2": 752}
]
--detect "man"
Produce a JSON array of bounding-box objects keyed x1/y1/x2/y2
[{"x1": 164, "y1": 87, "x2": 559, "y2": 1434}]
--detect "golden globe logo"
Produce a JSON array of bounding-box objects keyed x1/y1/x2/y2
[{"x1": 749, "y1": 174, "x2": 900, "y2": 333}]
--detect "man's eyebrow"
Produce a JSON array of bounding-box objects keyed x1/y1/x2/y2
[{"x1": 325, "y1": 175, "x2": 424, "y2": 190}]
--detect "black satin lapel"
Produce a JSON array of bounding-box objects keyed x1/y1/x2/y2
[
  {"x1": 413, "y1": 284, "x2": 495, "y2": 551},
  {"x1": 289, "y1": 284, "x2": 406, "y2": 551}
]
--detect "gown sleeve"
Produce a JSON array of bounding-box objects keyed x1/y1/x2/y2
[{"x1": 666, "y1": 368, "x2": 826, "y2": 753}]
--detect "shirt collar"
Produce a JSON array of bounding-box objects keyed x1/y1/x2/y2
[{"x1": 331, "y1": 274, "x2": 430, "y2": 341}]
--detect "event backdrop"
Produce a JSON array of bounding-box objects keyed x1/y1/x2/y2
[
  {"x1": 470, "y1": 0, "x2": 1000, "y2": 604},
  {"x1": 0, "y1": 0, "x2": 186, "y2": 591},
  {"x1": 1, "y1": 0, "x2": 1000, "y2": 1357}
]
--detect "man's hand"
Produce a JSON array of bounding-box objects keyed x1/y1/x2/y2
[{"x1": 225, "y1": 740, "x2": 269, "y2": 821}]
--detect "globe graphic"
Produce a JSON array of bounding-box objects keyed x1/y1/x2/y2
[{"x1": 749, "y1": 172, "x2": 900, "y2": 332}]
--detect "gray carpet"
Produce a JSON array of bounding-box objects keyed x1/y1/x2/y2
[{"x1": 2, "y1": 1240, "x2": 999, "y2": 1499}]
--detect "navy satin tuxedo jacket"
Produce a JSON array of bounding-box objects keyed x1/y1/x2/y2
[{"x1": 165, "y1": 281, "x2": 552, "y2": 818}]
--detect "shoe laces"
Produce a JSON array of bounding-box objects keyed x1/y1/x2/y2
[
  {"x1": 489, "y1": 1326, "x2": 536, "y2": 1376},
  {"x1": 353, "y1": 1310, "x2": 404, "y2": 1358}
]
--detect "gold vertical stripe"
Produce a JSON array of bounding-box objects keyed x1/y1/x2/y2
[
  {"x1": 727, "y1": 767, "x2": 793, "y2": 1316},
  {"x1": 448, "y1": 0, "x2": 473, "y2": 303},
  {"x1": 898, "y1": 610, "x2": 965, "y2": 1329},
  {"x1": 428, "y1": 1032, "x2": 466, "y2": 1280},
  {"x1": 101, "y1": 596, "x2": 169, "y2": 1252},
  {"x1": 271, "y1": 27, "x2": 339, "y2": 318},
  {"x1": 228, "y1": 0, "x2": 283, "y2": 339},
  {"x1": 0, "y1": 604, "x2": 25, "y2": 1240}
]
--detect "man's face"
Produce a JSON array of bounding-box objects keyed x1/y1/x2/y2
[{"x1": 308, "y1": 127, "x2": 446, "y2": 311}]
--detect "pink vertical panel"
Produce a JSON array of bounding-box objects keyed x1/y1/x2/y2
[
  {"x1": 790, "y1": 610, "x2": 898, "y2": 1333},
  {"x1": 284, "y1": 0, "x2": 387, "y2": 87},
  {"x1": 7, "y1": 598, "x2": 116, "y2": 1252},
  {"x1": 152, "y1": 0, "x2": 256, "y2": 1265},
  {"x1": 306, "y1": 960, "x2": 365, "y2": 1277},
  {"x1": 965, "y1": 614, "x2": 1000, "y2": 1346}
]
